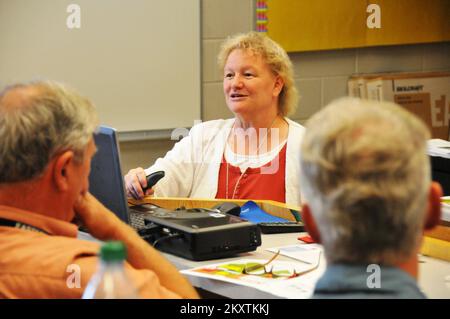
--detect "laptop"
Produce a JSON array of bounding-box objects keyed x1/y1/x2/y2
[{"x1": 88, "y1": 126, "x2": 157, "y2": 230}]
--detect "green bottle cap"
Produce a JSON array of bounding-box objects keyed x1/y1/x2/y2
[{"x1": 100, "y1": 241, "x2": 127, "y2": 262}]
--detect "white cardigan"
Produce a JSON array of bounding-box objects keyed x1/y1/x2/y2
[{"x1": 145, "y1": 118, "x2": 305, "y2": 207}]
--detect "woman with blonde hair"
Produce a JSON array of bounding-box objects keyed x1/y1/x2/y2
[{"x1": 125, "y1": 32, "x2": 304, "y2": 207}]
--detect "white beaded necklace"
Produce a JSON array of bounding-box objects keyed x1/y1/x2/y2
[{"x1": 225, "y1": 116, "x2": 278, "y2": 199}]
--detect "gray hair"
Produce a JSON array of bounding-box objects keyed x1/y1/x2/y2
[
  {"x1": 299, "y1": 98, "x2": 430, "y2": 265},
  {"x1": 0, "y1": 81, "x2": 98, "y2": 183},
  {"x1": 218, "y1": 31, "x2": 298, "y2": 117}
]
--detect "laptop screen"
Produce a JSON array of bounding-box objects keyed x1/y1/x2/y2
[{"x1": 88, "y1": 126, "x2": 130, "y2": 224}]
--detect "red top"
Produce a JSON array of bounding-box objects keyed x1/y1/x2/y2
[{"x1": 215, "y1": 144, "x2": 287, "y2": 203}]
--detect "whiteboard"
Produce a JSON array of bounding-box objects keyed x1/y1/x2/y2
[{"x1": 0, "y1": 0, "x2": 201, "y2": 132}]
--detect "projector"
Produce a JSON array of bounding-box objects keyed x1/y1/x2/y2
[{"x1": 138, "y1": 207, "x2": 262, "y2": 261}]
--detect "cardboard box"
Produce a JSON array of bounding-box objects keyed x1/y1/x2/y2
[
  {"x1": 348, "y1": 74, "x2": 380, "y2": 99},
  {"x1": 348, "y1": 72, "x2": 445, "y2": 99},
  {"x1": 362, "y1": 72, "x2": 450, "y2": 139}
]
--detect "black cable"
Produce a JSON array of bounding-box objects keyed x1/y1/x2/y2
[
  {"x1": 152, "y1": 233, "x2": 182, "y2": 248},
  {"x1": 137, "y1": 223, "x2": 162, "y2": 241}
]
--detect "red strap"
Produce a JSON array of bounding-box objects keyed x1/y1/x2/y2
[{"x1": 298, "y1": 235, "x2": 315, "y2": 244}]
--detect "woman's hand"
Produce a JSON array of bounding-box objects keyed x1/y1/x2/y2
[{"x1": 124, "y1": 167, "x2": 154, "y2": 199}]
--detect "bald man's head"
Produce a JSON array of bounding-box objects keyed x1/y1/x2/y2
[
  {"x1": 0, "y1": 81, "x2": 98, "y2": 183},
  {"x1": 0, "y1": 84, "x2": 39, "y2": 109}
]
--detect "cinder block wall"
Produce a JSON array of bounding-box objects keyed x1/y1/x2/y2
[{"x1": 120, "y1": 0, "x2": 450, "y2": 173}]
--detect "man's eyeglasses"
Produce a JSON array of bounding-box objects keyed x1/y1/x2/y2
[{"x1": 221, "y1": 250, "x2": 322, "y2": 279}]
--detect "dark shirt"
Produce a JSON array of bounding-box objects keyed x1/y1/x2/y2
[{"x1": 313, "y1": 264, "x2": 426, "y2": 299}]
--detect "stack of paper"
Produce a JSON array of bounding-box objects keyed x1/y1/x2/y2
[
  {"x1": 441, "y1": 197, "x2": 450, "y2": 223},
  {"x1": 181, "y1": 244, "x2": 325, "y2": 299},
  {"x1": 427, "y1": 139, "x2": 450, "y2": 159},
  {"x1": 267, "y1": 244, "x2": 323, "y2": 265}
]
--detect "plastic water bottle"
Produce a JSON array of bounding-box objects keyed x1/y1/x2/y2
[{"x1": 82, "y1": 241, "x2": 140, "y2": 299}]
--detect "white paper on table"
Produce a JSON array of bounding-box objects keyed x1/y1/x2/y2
[
  {"x1": 181, "y1": 258, "x2": 322, "y2": 299},
  {"x1": 428, "y1": 139, "x2": 450, "y2": 159},
  {"x1": 441, "y1": 196, "x2": 450, "y2": 223},
  {"x1": 267, "y1": 243, "x2": 323, "y2": 265}
]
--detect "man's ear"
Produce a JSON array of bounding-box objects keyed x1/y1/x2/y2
[
  {"x1": 301, "y1": 203, "x2": 321, "y2": 243},
  {"x1": 424, "y1": 181, "x2": 442, "y2": 230},
  {"x1": 52, "y1": 151, "x2": 75, "y2": 192}
]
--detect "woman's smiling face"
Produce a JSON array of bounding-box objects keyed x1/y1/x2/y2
[{"x1": 223, "y1": 49, "x2": 283, "y2": 117}]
